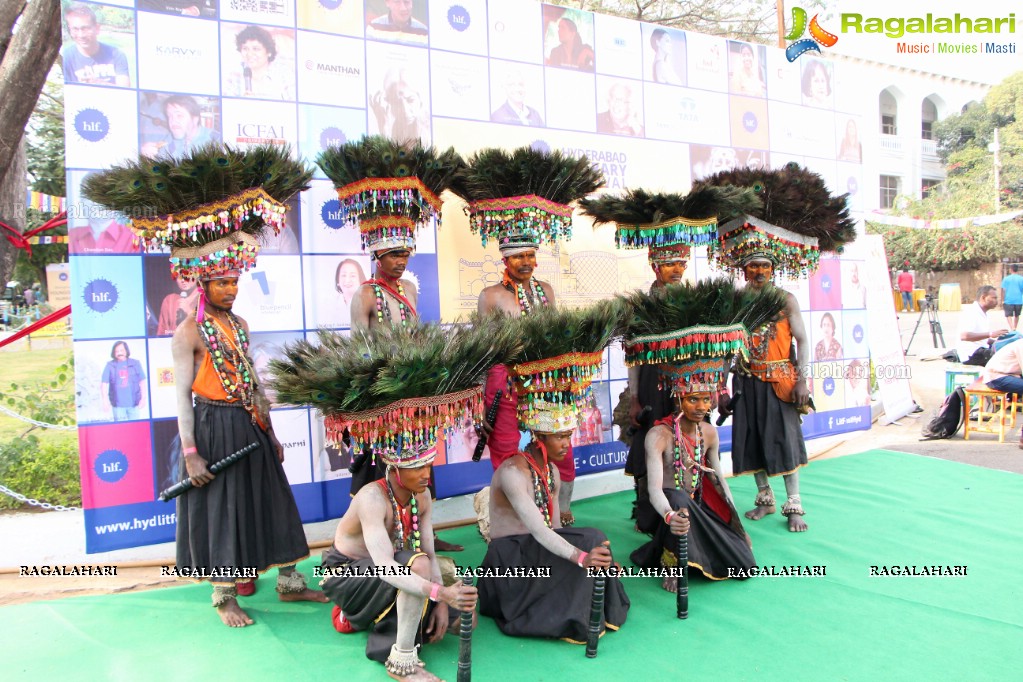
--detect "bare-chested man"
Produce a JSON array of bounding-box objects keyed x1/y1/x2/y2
[
  {"x1": 350, "y1": 247, "x2": 419, "y2": 333},
  {"x1": 719, "y1": 256, "x2": 812, "y2": 532},
  {"x1": 172, "y1": 273, "x2": 327, "y2": 627},
  {"x1": 631, "y1": 384, "x2": 755, "y2": 590},
  {"x1": 477, "y1": 239, "x2": 582, "y2": 523},
  {"x1": 478, "y1": 406, "x2": 630, "y2": 640},
  {"x1": 349, "y1": 245, "x2": 462, "y2": 552},
  {"x1": 320, "y1": 444, "x2": 477, "y2": 682}
]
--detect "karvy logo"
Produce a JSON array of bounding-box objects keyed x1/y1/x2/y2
[
  {"x1": 448, "y1": 5, "x2": 470, "y2": 32},
  {"x1": 83, "y1": 278, "x2": 118, "y2": 313},
  {"x1": 74, "y1": 108, "x2": 109, "y2": 143},
  {"x1": 94, "y1": 449, "x2": 128, "y2": 483},
  {"x1": 784, "y1": 7, "x2": 839, "y2": 62}
]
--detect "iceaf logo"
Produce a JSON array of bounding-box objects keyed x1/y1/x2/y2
[{"x1": 785, "y1": 7, "x2": 838, "y2": 62}]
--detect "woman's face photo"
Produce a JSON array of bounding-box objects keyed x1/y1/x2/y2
[
  {"x1": 810, "y1": 64, "x2": 828, "y2": 99},
  {"x1": 821, "y1": 314, "x2": 835, "y2": 338},
  {"x1": 337, "y1": 261, "x2": 361, "y2": 294},
  {"x1": 741, "y1": 45, "x2": 754, "y2": 71},
  {"x1": 239, "y1": 39, "x2": 270, "y2": 69},
  {"x1": 656, "y1": 32, "x2": 672, "y2": 55}
]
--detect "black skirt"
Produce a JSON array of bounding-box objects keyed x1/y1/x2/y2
[
  {"x1": 175, "y1": 401, "x2": 309, "y2": 583},
  {"x1": 730, "y1": 374, "x2": 808, "y2": 477},
  {"x1": 321, "y1": 546, "x2": 455, "y2": 664},
  {"x1": 632, "y1": 488, "x2": 756, "y2": 580},
  {"x1": 478, "y1": 527, "x2": 630, "y2": 642}
]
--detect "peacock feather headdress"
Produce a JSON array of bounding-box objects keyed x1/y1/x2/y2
[
  {"x1": 693, "y1": 164, "x2": 857, "y2": 279},
  {"x1": 315, "y1": 136, "x2": 465, "y2": 255},
  {"x1": 449, "y1": 146, "x2": 604, "y2": 255},
  {"x1": 489, "y1": 298, "x2": 624, "y2": 432},
  {"x1": 81, "y1": 143, "x2": 311, "y2": 282},
  {"x1": 579, "y1": 185, "x2": 760, "y2": 251},
  {"x1": 269, "y1": 319, "x2": 521, "y2": 466},
  {"x1": 619, "y1": 278, "x2": 788, "y2": 395}
]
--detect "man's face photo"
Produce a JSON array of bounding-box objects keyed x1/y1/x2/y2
[
  {"x1": 386, "y1": 0, "x2": 414, "y2": 23},
  {"x1": 505, "y1": 73, "x2": 526, "y2": 107},
  {"x1": 389, "y1": 80, "x2": 423, "y2": 125},
  {"x1": 165, "y1": 103, "x2": 199, "y2": 141},
  {"x1": 67, "y1": 12, "x2": 100, "y2": 54},
  {"x1": 608, "y1": 85, "x2": 631, "y2": 125}
]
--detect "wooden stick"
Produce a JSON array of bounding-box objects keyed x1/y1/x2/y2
[
  {"x1": 676, "y1": 532, "x2": 688, "y2": 619},
  {"x1": 158, "y1": 442, "x2": 260, "y2": 501},
  {"x1": 586, "y1": 540, "x2": 610, "y2": 658},
  {"x1": 457, "y1": 574, "x2": 474, "y2": 682}
]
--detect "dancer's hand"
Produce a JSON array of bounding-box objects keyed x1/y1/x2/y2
[
  {"x1": 184, "y1": 451, "x2": 214, "y2": 487},
  {"x1": 669, "y1": 509, "x2": 690, "y2": 535},
  {"x1": 583, "y1": 546, "x2": 613, "y2": 569},
  {"x1": 441, "y1": 582, "x2": 478, "y2": 613},
  {"x1": 425, "y1": 602, "x2": 449, "y2": 643}
]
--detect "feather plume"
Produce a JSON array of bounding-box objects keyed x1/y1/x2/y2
[
  {"x1": 448, "y1": 146, "x2": 604, "y2": 205},
  {"x1": 579, "y1": 186, "x2": 761, "y2": 227}
]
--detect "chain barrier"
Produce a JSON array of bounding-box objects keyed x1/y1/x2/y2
[
  {"x1": 0, "y1": 481, "x2": 80, "y2": 511},
  {"x1": 0, "y1": 403, "x2": 77, "y2": 430}
]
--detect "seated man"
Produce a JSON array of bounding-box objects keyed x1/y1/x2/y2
[
  {"x1": 322, "y1": 443, "x2": 476, "y2": 682},
  {"x1": 479, "y1": 404, "x2": 630, "y2": 642},
  {"x1": 631, "y1": 379, "x2": 756, "y2": 588}
]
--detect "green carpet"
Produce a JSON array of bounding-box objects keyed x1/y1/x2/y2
[{"x1": 4, "y1": 450, "x2": 1022, "y2": 681}]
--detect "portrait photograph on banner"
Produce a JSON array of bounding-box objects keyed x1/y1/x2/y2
[
  {"x1": 138, "y1": 91, "x2": 222, "y2": 160},
  {"x1": 220, "y1": 22, "x2": 296, "y2": 101},
  {"x1": 67, "y1": 170, "x2": 137, "y2": 255},
  {"x1": 365, "y1": 42, "x2": 432, "y2": 143},
  {"x1": 61, "y1": 1, "x2": 137, "y2": 88},
  {"x1": 641, "y1": 24, "x2": 687, "y2": 87},
  {"x1": 542, "y1": 4, "x2": 595, "y2": 72}
]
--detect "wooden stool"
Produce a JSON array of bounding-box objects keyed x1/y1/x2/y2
[{"x1": 962, "y1": 381, "x2": 1019, "y2": 443}]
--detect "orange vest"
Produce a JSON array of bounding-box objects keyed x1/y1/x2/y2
[
  {"x1": 192, "y1": 352, "x2": 267, "y2": 430},
  {"x1": 749, "y1": 316, "x2": 798, "y2": 403}
]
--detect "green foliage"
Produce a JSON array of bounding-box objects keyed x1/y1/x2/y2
[
  {"x1": 0, "y1": 432, "x2": 81, "y2": 510},
  {"x1": 0, "y1": 353, "x2": 78, "y2": 509},
  {"x1": 866, "y1": 221, "x2": 1023, "y2": 272},
  {"x1": 26, "y1": 75, "x2": 65, "y2": 197},
  {"x1": 14, "y1": 208, "x2": 67, "y2": 296},
  {"x1": 0, "y1": 354, "x2": 76, "y2": 438}
]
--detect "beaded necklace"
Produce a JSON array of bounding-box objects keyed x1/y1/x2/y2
[
  {"x1": 502, "y1": 269, "x2": 549, "y2": 316},
  {"x1": 197, "y1": 311, "x2": 255, "y2": 410},
  {"x1": 385, "y1": 477, "x2": 421, "y2": 552},
  {"x1": 370, "y1": 277, "x2": 412, "y2": 328},
  {"x1": 672, "y1": 415, "x2": 704, "y2": 499},
  {"x1": 524, "y1": 447, "x2": 556, "y2": 528}
]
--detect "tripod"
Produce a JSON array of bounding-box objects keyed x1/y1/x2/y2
[{"x1": 904, "y1": 297, "x2": 945, "y2": 354}]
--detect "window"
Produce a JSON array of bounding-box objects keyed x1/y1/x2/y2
[
  {"x1": 880, "y1": 175, "x2": 900, "y2": 209},
  {"x1": 922, "y1": 120, "x2": 933, "y2": 140},
  {"x1": 922, "y1": 179, "x2": 940, "y2": 197},
  {"x1": 881, "y1": 114, "x2": 897, "y2": 135}
]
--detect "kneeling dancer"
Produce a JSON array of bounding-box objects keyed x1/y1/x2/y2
[{"x1": 480, "y1": 401, "x2": 630, "y2": 641}]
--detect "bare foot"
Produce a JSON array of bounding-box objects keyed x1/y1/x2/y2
[
  {"x1": 217, "y1": 598, "x2": 254, "y2": 627},
  {"x1": 661, "y1": 575, "x2": 678, "y2": 593},
  {"x1": 560, "y1": 511, "x2": 575, "y2": 527},
  {"x1": 386, "y1": 667, "x2": 441, "y2": 682},
  {"x1": 279, "y1": 588, "x2": 330, "y2": 603},
  {"x1": 744, "y1": 504, "x2": 775, "y2": 521},
  {"x1": 787, "y1": 515, "x2": 808, "y2": 532},
  {"x1": 434, "y1": 536, "x2": 464, "y2": 552}
]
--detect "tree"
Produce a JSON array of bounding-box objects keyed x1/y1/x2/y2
[
  {"x1": 546, "y1": 0, "x2": 825, "y2": 43},
  {"x1": 0, "y1": 1, "x2": 62, "y2": 289}
]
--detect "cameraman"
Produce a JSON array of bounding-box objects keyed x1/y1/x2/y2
[{"x1": 957, "y1": 285, "x2": 1007, "y2": 366}]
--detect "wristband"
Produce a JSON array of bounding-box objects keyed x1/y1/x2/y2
[
  {"x1": 664, "y1": 511, "x2": 675, "y2": 525},
  {"x1": 183, "y1": 447, "x2": 198, "y2": 454},
  {"x1": 576, "y1": 551, "x2": 588, "y2": 568},
  {"x1": 429, "y1": 582, "x2": 441, "y2": 602}
]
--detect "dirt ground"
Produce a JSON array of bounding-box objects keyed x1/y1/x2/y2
[{"x1": 4, "y1": 310, "x2": 1019, "y2": 607}]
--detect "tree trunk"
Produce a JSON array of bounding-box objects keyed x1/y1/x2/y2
[
  {"x1": 0, "y1": 0, "x2": 60, "y2": 190},
  {"x1": 0, "y1": 140, "x2": 26, "y2": 287}
]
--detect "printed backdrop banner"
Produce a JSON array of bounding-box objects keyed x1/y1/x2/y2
[{"x1": 63, "y1": 0, "x2": 870, "y2": 553}]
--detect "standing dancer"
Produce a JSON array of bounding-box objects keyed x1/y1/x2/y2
[
  {"x1": 453, "y1": 146, "x2": 604, "y2": 526},
  {"x1": 697, "y1": 164, "x2": 857, "y2": 532},
  {"x1": 619, "y1": 279, "x2": 786, "y2": 588},
  {"x1": 580, "y1": 185, "x2": 757, "y2": 520},
  {"x1": 83, "y1": 144, "x2": 328, "y2": 625},
  {"x1": 317, "y1": 137, "x2": 467, "y2": 550}
]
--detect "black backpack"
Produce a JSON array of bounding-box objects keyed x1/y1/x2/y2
[{"x1": 920, "y1": 388, "x2": 966, "y2": 440}]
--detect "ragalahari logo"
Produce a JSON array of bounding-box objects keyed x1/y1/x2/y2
[{"x1": 785, "y1": 7, "x2": 839, "y2": 62}]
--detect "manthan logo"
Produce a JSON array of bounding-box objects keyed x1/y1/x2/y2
[{"x1": 784, "y1": 7, "x2": 839, "y2": 62}]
